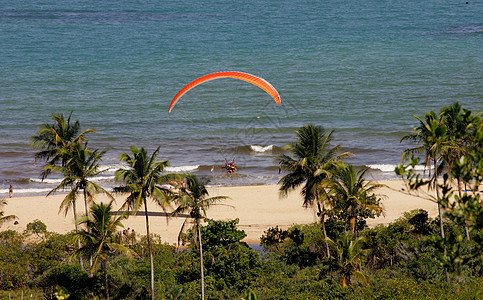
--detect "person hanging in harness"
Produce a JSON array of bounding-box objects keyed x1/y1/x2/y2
[{"x1": 222, "y1": 159, "x2": 237, "y2": 174}]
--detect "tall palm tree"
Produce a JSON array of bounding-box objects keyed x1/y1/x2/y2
[
  {"x1": 326, "y1": 231, "x2": 370, "y2": 287},
  {"x1": 46, "y1": 142, "x2": 112, "y2": 269},
  {"x1": 401, "y1": 110, "x2": 452, "y2": 282},
  {"x1": 114, "y1": 146, "x2": 173, "y2": 300},
  {"x1": 46, "y1": 143, "x2": 113, "y2": 218},
  {"x1": 0, "y1": 198, "x2": 17, "y2": 228},
  {"x1": 278, "y1": 125, "x2": 351, "y2": 257},
  {"x1": 326, "y1": 164, "x2": 384, "y2": 235},
  {"x1": 401, "y1": 112, "x2": 454, "y2": 228},
  {"x1": 170, "y1": 173, "x2": 229, "y2": 300},
  {"x1": 401, "y1": 111, "x2": 452, "y2": 188},
  {"x1": 401, "y1": 112, "x2": 450, "y2": 233},
  {"x1": 74, "y1": 201, "x2": 137, "y2": 300},
  {"x1": 440, "y1": 103, "x2": 480, "y2": 240},
  {"x1": 31, "y1": 112, "x2": 95, "y2": 179}
]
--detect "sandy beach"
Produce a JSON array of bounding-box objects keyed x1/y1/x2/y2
[{"x1": 2, "y1": 180, "x2": 439, "y2": 245}]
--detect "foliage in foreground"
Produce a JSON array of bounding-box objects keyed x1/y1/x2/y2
[
  {"x1": 0, "y1": 214, "x2": 482, "y2": 299},
  {"x1": 1, "y1": 105, "x2": 480, "y2": 298}
]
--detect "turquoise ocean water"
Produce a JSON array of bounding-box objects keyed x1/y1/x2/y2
[{"x1": 0, "y1": 0, "x2": 482, "y2": 196}]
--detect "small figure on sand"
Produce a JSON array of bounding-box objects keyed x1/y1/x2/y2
[
  {"x1": 131, "y1": 229, "x2": 136, "y2": 245},
  {"x1": 9, "y1": 185, "x2": 13, "y2": 198}
]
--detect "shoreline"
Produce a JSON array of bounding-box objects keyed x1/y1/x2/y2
[{"x1": 2, "y1": 180, "x2": 438, "y2": 245}]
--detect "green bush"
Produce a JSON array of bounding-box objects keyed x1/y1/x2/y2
[
  {"x1": 0, "y1": 230, "x2": 30, "y2": 289},
  {"x1": 184, "y1": 218, "x2": 247, "y2": 252},
  {"x1": 34, "y1": 264, "x2": 94, "y2": 299},
  {"x1": 204, "y1": 243, "x2": 262, "y2": 293},
  {"x1": 30, "y1": 232, "x2": 77, "y2": 276},
  {"x1": 24, "y1": 219, "x2": 47, "y2": 237}
]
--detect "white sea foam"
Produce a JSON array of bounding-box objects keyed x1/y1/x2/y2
[
  {"x1": 1, "y1": 188, "x2": 53, "y2": 195},
  {"x1": 368, "y1": 164, "x2": 398, "y2": 172},
  {"x1": 26, "y1": 165, "x2": 196, "y2": 186},
  {"x1": 90, "y1": 175, "x2": 115, "y2": 182},
  {"x1": 166, "y1": 165, "x2": 199, "y2": 172},
  {"x1": 30, "y1": 178, "x2": 63, "y2": 184},
  {"x1": 368, "y1": 164, "x2": 433, "y2": 172},
  {"x1": 410, "y1": 165, "x2": 434, "y2": 171},
  {"x1": 100, "y1": 164, "x2": 199, "y2": 173},
  {"x1": 98, "y1": 164, "x2": 129, "y2": 173},
  {"x1": 250, "y1": 145, "x2": 273, "y2": 153},
  {"x1": 30, "y1": 175, "x2": 115, "y2": 184}
]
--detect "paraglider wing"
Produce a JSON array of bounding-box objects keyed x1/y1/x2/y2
[{"x1": 168, "y1": 71, "x2": 281, "y2": 112}]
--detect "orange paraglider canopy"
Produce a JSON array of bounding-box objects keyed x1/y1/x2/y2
[{"x1": 168, "y1": 71, "x2": 281, "y2": 112}]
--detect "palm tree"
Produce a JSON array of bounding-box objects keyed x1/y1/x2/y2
[
  {"x1": 401, "y1": 111, "x2": 450, "y2": 234},
  {"x1": 170, "y1": 173, "x2": 229, "y2": 300},
  {"x1": 0, "y1": 198, "x2": 17, "y2": 228},
  {"x1": 440, "y1": 103, "x2": 480, "y2": 240},
  {"x1": 74, "y1": 201, "x2": 137, "y2": 300},
  {"x1": 401, "y1": 110, "x2": 452, "y2": 282},
  {"x1": 114, "y1": 146, "x2": 174, "y2": 300},
  {"x1": 326, "y1": 231, "x2": 370, "y2": 287},
  {"x1": 278, "y1": 125, "x2": 351, "y2": 257},
  {"x1": 31, "y1": 112, "x2": 95, "y2": 179},
  {"x1": 326, "y1": 164, "x2": 384, "y2": 235},
  {"x1": 45, "y1": 142, "x2": 112, "y2": 269},
  {"x1": 46, "y1": 142, "x2": 113, "y2": 218}
]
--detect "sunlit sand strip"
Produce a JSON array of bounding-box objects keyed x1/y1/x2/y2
[{"x1": 3, "y1": 180, "x2": 439, "y2": 245}]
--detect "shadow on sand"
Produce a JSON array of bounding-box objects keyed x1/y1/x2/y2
[{"x1": 113, "y1": 211, "x2": 191, "y2": 218}]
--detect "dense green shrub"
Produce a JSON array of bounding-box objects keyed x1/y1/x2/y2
[
  {"x1": 261, "y1": 224, "x2": 326, "y2": 268},
  {"x1": 260, "y1": 225, "x2": 288, "y2": 253},
  {"x1": 24, "y1": 219, "x2": 47, "y2": 237},
  {"x1": 29, "y1": 232, "x2": 77, "y2": 276},
  {"x1": 34, "y1": 264, "x2": 94, "y2": 299},
  {"x1": 1, "y1": 211, "x2": 482, "y2": 298},
  {"x1": 205, "y1": 243, "x2": 262, "y2": 292},
  {"x1": 0, "y1": 230, "x2": 30, "y2": 289},
  {"x1": 198, "y1": 218, "x2": 247, "y2": 251}
]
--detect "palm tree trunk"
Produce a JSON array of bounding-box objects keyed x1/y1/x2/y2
[
  {"x1": 317, "y1": 201, "x2": 331, "y2": 258},
  {"x1": 464, "y1": 226, "x2": 470, "y2": 241},
  {"x1": 84, "y1": 188, "x2": 89, "y2": 216},
  {"x1": 103, "y1": 261, "x2": 110, "y2": 300},
  {"x1": 434, "y1": 160, "x2": 449, "y2": 283},
  {"x1": 341, "y1": 276, "x2": 349, "y2": 288},
  {"x1": 83, "y1": 189, "x2": 93, "y2": 268},
  {"x1": 198, "y1": 223, "x2": 205, "y2": 300},
  {"x1": 457, "y1": 178, "x2": 471, "y2": 241},
  {"x1": 350, "y1": 216, "x2": 356, "y2": 235},
  {"x1": 144, "y1": 200, "x2": 155, "y2": 300},
  {"x1": 72, "y1": 200, "x2": 84, "y2": 269}
]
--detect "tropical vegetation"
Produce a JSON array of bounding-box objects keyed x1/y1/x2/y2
[
  {"x1": 114, "y1": 146, "x2": 174, "y2": 300},
  {"x1": 74, "y1": 201, "x2": 137, "y2": 299},
  {"x1": 0, "y1": 198, "x2": 17, "y2": 228},
  {"x1": 170, "y1": 173, "x2": 230, "y2": 300},
  {"x1": 0, "y1": 103, "x2": 480, "y2": 299},
  {"x1": 278, "y1": 124, "x2": 351, "y2": 257}
]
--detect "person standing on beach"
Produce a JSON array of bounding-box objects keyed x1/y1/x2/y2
[
  {"x1": 131, "y1": 229, "x2": 136, "y2": 245},
  {"x1": 9, "y1": 185, "x2": 12, "y2": 198}
]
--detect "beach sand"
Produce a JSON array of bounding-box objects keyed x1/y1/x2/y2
[{"x1": 2, "y1": 180, "x2": 438, "y2": 245}]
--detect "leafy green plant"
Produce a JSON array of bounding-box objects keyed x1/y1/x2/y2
[
  {"x1": 184, "y1": 218, "x2": 246, "y2": 252},
  {"x1": 0, "y1": 198, "x2": 17, "y2": 228},
  {"x1": 24, "y1": 219, "x2": 47, "y2": 237},
  {"x1": 326, "y1": 231, "x2": 370, "y2": 287},
  {"x1": 260, "y1": 226, "x2": 288, "y2": 253},
  {"x1": 34, "y1": 264, "x2": 93, "y2": 299},
  {"x1": 278, "y1": 124, "x2": 352, "y2": 257}
]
